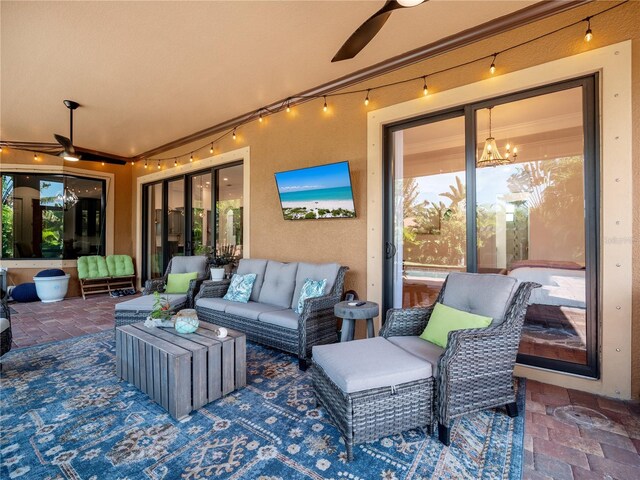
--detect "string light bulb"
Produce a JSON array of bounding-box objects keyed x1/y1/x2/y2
[
  {"x1": 232, "y1": 129, "x2": 237, "y2": 140},
  {"x1": 131, "y1": 160, "x2": 134, "y2": 166},
  {"x1": 422, "y1": 76, "x2": 428, "y2": 96},
  {"x1": 34, "y1": 153, "x2": 38, "y2": 161},
  {"x1": 209, "y1": 143, "x2": 214, "y2": 154},
  {"x1": 157, "y1": 159, "x2": 161, "y2": 170},
  {"x1": 101, "y1": 161, "x2": 105, "y2": 166},
  {"x1": 364, "y1": 89, "x2": 370, "y2": 106},
  {"x1": 286, "y1": 100, "x2": 291, "y2": 113},
  {"x1": 323, "y1": 96, "x2": 327, "y2": 112},
  {"x1": 144, "y1": 159, "x2": 148, "y2": 169},
  {"x1": 189, "y1": 154, "x2": 193, "y2": 162},
  {"x1": 490, "y1": 54, "x2": 497, "y2": 75},
  {"x1": 584, "y1": 17, "x2": 593, "y2": 42},
  {"x1": 174, "y1": 158, "x2": 178, "y2": 167},
  {"x1": 259, "y1": 111, "x2": 263, "y2": 122}
]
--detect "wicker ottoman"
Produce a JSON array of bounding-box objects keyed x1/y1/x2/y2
[
  {"x1": 311, "y1": 337, "x2": 434, "y2": 461},
  {"x1": 114, "y1": 294, "x2": 188, "y2": 328}
]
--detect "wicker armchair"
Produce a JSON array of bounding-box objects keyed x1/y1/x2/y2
[
  {"x1": 380, "y1": 273, "x2": 539, "y2": 446},
  {"x1": 142, "y1": 255, "x2": 210, "y2": 308},
  {"x1": 1, "y1": 293, "x2": 11, "y2": 359}
]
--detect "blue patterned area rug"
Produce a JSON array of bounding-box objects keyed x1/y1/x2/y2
[{"x1": 0, "y1": 332, "x2": 524, "y2": 479}]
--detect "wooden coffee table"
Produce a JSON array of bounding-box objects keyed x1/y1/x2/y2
[{"x1": 115, "y1": 322, "x2": 246, "y2": 420}]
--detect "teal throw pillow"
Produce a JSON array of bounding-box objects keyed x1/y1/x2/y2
[
  {"x1": 420, "y1": 302, "x2": 492, "y2": 348},
  {"x1": 295, "y1": 278, "x2": 327, "y2": 314},
  {"x1": 164, "y1": 272, "x2": 198, "y2": 294},
  {"x1": 223, "y1": 273, "x2": 257, "y2": 303}
]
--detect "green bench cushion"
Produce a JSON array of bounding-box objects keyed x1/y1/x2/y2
[
  {"x1": 77, "y1": 256, "x2": 110, "y2": 279},
  {"x1": 106, "y1": 255, "x2": 135, "y2": 277}
]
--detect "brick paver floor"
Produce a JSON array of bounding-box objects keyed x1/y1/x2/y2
[
  {"x1": 8, "y1": 293, "x2": 139, "y2": 348},
  {"x1": 5, "y1": 294, "x2": 640, "y2": 478}
]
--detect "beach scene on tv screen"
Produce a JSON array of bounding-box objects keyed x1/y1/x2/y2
[{"x1": 276, "y1": 162, "x2": 356, "y2": 220}]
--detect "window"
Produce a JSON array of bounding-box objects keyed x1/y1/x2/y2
[
  {"x1": 384, "y1": 75, "x2": 598, "y2": 377},
  {"x1": 1, "y1": 173, "x2": 105, "y2": 259}
]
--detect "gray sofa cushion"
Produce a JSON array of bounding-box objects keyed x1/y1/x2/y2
[
  {"x1": 115, "y1": 294, "x2": 186, "y2": 312},
  {"x1": 170, "y1": 255, "x2": 208, "y2": 275},
  {"x1": 225, "y1": 301, "x2": 286, "y2": 321},
  {"x1": 312, "y1": 337, "x2": 433, "y2": 393},
  {"x1": 442, "y1": 272, "x2": 518, "y2": 325},
  {"x1": 258, "y1": 309, "x2": 299, "y2": 330},
  {"x1": 195, "y1": 297, "x2": 238, "y2": 313},
  {"x1": 237, "y1": 258, "x2": 269, "y2": 302},
  {"x1": 387, "y1": 336, "x2": 445, "y2": 376},
  {"x1": 258, "y1": 261, "x2": 298, "y2": 308},
  {"x1": 290, "y1": 262, "x2": 341, "y2": 309}
]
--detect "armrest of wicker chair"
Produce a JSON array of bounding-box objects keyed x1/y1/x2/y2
[
  {"x1": 185, "y1": 273, "x2": 211, "y2": 308},
  {"x1": 194, "y1": 279, "x2": 231, "y2": 302},
  {"x1": 142, "y1": 277, "x2": 166, "y2": 296},
  {"x1": 297, "y1": 292, "x2": 342, "y2": 367},
  {"x1": 0, "y1": 299, "x2": 11, "y2": 357},
  {"x1": 380, "y1": 306, "x2": 435, "y2": 338}
]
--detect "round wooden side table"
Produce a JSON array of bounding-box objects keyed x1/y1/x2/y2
[{"x1": 334, "y1": 301, "x2": 379, "y2": 342}]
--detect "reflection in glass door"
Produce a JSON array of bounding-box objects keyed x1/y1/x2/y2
[
  {"x1": 145, "y1": 183, "x2": 164, "y2": 279},
  {"x1": 167, "y1": 179, "x2": 185, "y2": 259},
  {"x1": 387, "y1": 113, "x2": 466, "y2": 308},
  {"x1": 191, "y1": 173, "x2": 212, "y2": 255},
  {"x1": 216, "y1": 164, "x2": 243, "y2": 258}
]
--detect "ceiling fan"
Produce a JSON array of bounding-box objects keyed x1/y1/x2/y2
[
  {"x1": 0, "y1": 100, "x2": 128, "y2": 165},
  {"x1": 332, "y1": 0, "x2": 428, "y2": 62}
]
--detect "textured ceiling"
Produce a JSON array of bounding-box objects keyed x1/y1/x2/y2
[{"x1": 1, "y1": 0, "x2": 540, "y2": 157}]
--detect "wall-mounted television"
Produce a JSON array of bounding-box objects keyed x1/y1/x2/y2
[{"x1": 274, "y1": 161, "x2": 356, "y2": 220}]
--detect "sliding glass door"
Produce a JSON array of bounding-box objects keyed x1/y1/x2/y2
[
  {"x1": 142, "y1": 162, "x2": 243, "y2": 283},
  {"x1": 384, "y1": 76, "x2": 598, "y2": 377}
]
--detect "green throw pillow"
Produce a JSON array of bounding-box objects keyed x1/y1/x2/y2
[
  {"x1": 164, "y1": 272, "x2": 198, "y2": 294},
  {"x1": 420, "y1": 302, "x2": 492, "y2": 348}
]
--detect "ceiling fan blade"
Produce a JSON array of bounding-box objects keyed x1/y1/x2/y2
[
  {"x1": 53, "y1": 133, "x2": 75, "y2": 153},
  {"x1": 332, "y1": 0, "x2": 408, "y2": 62},
  {"x1": 74, "y1": 146, "x2": 128, "y2": 165}
]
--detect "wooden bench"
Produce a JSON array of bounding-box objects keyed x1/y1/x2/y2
[{"x1": 115, "y1": 322, "x2": 246, "y2": 420}]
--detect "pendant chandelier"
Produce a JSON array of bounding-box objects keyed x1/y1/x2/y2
[
  {"x1": 477, "y1": 107, "x2": 517, "y2": 168},
  {"x1": 57, "y1": 187, "x2": 79, "y2": 211}
]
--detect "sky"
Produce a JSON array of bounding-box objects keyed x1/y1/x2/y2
[
  {"x1": 414, "y1": 164, "x2": 521, "y2": 207},
  {"x1": 275, "y1": 161, "x2": 352, "y2": 192}
]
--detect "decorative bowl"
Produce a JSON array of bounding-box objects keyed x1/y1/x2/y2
[{"x1": 174, "y1": 309, "x2": 199, "y2": 334}]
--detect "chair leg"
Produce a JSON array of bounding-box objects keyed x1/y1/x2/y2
[
  {"x1": 346, "y1": 441, "x2": 354, "y2": 462},
  {"x1": 505, "y1": 402, "x2": 518, "y2": 418},
  {"x1": 298, "y1": 358, "x2": 308, "y2": 371},
  {"x1": 438, "y1": 423, "x2": 451, "y2": 446}
]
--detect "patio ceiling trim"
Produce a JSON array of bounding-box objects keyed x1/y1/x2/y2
[{"x1": 137, "y1": 0, "x2": 591, "y2": 160}]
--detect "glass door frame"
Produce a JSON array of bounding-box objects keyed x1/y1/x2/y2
[
  {"x1": 382, "y1": 74, "x2": 599, "y2": 378},
  {"x1": 141, "y1": 160, "x2": 243, "y2": 284}
]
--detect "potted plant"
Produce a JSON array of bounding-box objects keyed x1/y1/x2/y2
[
  {"x1": 148, "y1": 291, "x2": 172, "y2": 322},
  {"x1": 209, "y1": 244, "x2": 236, "y2": 281}
]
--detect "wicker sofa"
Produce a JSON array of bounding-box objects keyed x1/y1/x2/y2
[{"x1": 195, "y1": 258, "x2": 348, "y2": 369}]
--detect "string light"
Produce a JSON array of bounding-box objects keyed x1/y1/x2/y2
[
  {"x1": 34, "y1": 153, "x2": 38, "y2": 161},
  {"x1": 584, "y1": 17, "x2": 593, "y2": 42},
  {"x1": 138, "y1": 1, "x2": 625, "y2": 164},
  {"x1": 101, "y1": 161, "x2": 105, "y2": 166},
  {"x1": 157, "y1": 159, "x2": 161, "y2": 170},
  {"x1": 189, "y1": 154, "x2": 193, "y2": 162},
  {"x1": 174, "y1": 158, "x2": 178, "y2": 167},
  {"x1": 131, "y1": 160, "x2": 134, "y2": 166},
  {"x1": 144, "y1": 158, "x2": 148, "y2": 169},
  {"x1": 209, "y1": 143, "x2": 214, "y2": 154}
]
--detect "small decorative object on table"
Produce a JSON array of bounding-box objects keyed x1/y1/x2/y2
[
  {"x1": 174, "y1": 308, "x2": 200, "y2": 334},
  {"x1": 214, "y1": 326, "x2": 228, "y2": 338},
  {"x1": 144, "y1": 291, "x2": 174, "y2": 328}
]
